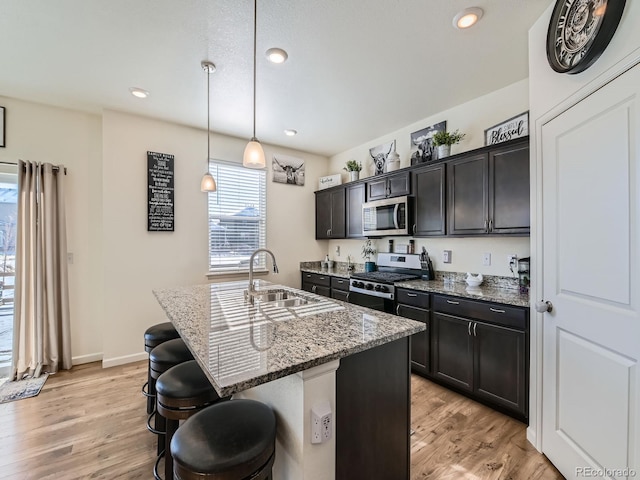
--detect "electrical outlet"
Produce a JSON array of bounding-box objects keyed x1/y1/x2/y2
[
  {"x1": 321, "y1": 411, "x2": 332, "y2": 442},
  {"x1": 483, "y1": 253, "x2": 491, "y2": 266},
  {"x1": 311, "y1": 401, "x2": 332, "y2": 444},
  {"x1": 443, "y1": 250, "x2": 452, "y2": 263},
  {"x1": 335, "y1": 245, "x2": 340, "y2": 256}
]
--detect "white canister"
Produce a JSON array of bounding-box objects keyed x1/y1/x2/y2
[{"x1": 386, "y1": 151, "x2": 400, "y2": 172}]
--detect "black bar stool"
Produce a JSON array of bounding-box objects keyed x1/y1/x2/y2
[
  {"x1": 143, "y1": 322, "x2": 181, "y2": 413},
  {"x1": 154, "y1": 360, "x2": 229, "y2": 480},
  {"x1": 170, "y1": 399, "x2": 276, "y2": 480},
  {"x1": 148, "y1": 338, "x2": 194, "y2": 455}
]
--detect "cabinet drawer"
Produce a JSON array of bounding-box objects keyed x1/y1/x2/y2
[
  {"x1": 301, "y1": 272, "x2": 331, "y2": 287},
  {"x1": 433, "y1": 295, "x2": 526, "y2": 330},
  {"x1": 331, "y1": 276, "x2": 350, "y2": 291},
  {"x1": 396, "y1": 288, "x2": 430, "y2": 309}
]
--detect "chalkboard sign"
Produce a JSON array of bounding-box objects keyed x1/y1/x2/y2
[{"x1": 147, "y1": 151, "x2": 175, "y2": 231}]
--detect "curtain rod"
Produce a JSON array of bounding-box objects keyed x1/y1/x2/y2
[{"x1": 0, "y1": 161, "x2": 67, "y2": 175}]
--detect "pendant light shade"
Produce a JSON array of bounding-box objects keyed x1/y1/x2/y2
[
  {"x1": 243, "y1": 0, "x2": 266, "y2": 169},
  {"x1": 201, "y1": 61, "x2": 217, "y2": 192}
]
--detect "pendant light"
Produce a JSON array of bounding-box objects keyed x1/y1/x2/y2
[
  {"x1": 201, "y1": 61, "x2": 217, "y2": 192},
  {"x1": 243, "y1": 0, "x2": 266, "y2": 169}
]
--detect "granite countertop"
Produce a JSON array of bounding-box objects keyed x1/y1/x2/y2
[
  {"x1": 153, "y1": 280, "x2": 424, "y2": 397},
  {"x1": 394, "y1": 279, "x2": 529, "y2": 308},
  {"x1": 300, "y1": 267, "x2": 352, "y2": 279},
  {"x1": 300, "y1": 263, "x2": 529, "y2": 308}
]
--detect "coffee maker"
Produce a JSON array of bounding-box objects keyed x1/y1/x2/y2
[{"x1": 518, "y1": 257, "x2": 530, "y2": 293}]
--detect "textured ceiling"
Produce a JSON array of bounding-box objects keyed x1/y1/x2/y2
[{"x1": 0, "y1": 0, "x2": 551, "y2": 156}]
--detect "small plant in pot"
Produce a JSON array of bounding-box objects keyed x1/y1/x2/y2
[
  {"x1": 343, "y1": 160, "x2": 362, "y2": 181},
  {"x1": 431, "y1": 129, "x2": 466, "y2": 159},
  {"x1": 362, "y1": 238, "x2": 377, "y2": 272}
]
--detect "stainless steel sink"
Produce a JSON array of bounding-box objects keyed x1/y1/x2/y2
[
  {"x1": 270, "y1": 297, "x2": 309, "y2": 308},
  {"x1": 246, "y1": 288, "x2": 317, "y2": 307}
]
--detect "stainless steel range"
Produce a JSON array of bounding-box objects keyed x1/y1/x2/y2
[{"x1": 349, "y1": 253, "x2": 429, "y2": 313}]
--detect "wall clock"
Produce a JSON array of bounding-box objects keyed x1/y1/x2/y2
[{"x1": 546, "y1": 0, "x2": 626, "y2": 74}]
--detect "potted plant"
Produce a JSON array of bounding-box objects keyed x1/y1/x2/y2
[
  {"x1": 343, "y1": 160, "x2": 362, "y2": 181},
  {"x1": 431, "y1": 129, "x2": 466, "y2": 159},
  {"x1": 362, "y1": 238, "x2": 376, "y2": 272}
]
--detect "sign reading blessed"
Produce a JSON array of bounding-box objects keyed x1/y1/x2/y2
[
  {"x1": 147, "y1": 151, "x2": 175, "y2": 232},
  {"x1": 484, "y1": 112, "x2": 529, "y2": 146}
]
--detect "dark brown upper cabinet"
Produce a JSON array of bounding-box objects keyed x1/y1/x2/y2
[
  {"x1": 366, "y1": 171, "x2": 411, "y2": 201},
  {"x1": 346, "y1": 183, "x2": 365, "y2": 238},
  {"x1": 412, "y1": 163, "x2": 446, "y2": 236},
  {"x1": 315, "y1": 188, "x2": 346, "y2": 239},
  {"x1": 447, "y1": 139, "x2": 529, "y2": 236}
]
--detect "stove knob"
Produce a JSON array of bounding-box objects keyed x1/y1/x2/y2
[
  {"x1": 365, "y1": 283, "x2": 374, "y2": 290},
  {"x1": 374, "y1": 284, "x2": 382, "y2": 291},
  {"x1": 379, "y1": 285, "x2": 389, "y2": 293},
  {"x1": 355, "y1": 281, "x2": 363, "y2": 288}
]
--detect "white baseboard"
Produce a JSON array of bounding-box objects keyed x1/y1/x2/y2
[
  {"x1": 102, "y1": 351, "x2": 147, "y2": 369},
  {"x1": 526, "y1": 426, "x2": 540, "y2": 452},
  {"x1": 72, "y1": 352, "x2": 103, "y2": 365}
]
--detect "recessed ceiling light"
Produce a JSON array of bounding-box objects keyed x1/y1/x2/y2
[
  {"x1": 453, "y1": 7, "x2": 483, "y2": 29},
  {"x1": 129, "y1": 87, "x2": 149, "y2": 98},
  {"x1": 284, "y1": 129, "x2": 297, "y2": 136},
  {"x1": 266, "y1": 48, "x2": 288, "y2": 64}
]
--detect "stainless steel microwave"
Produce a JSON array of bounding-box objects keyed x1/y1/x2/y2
[{"x1": 362, "y1": 196, "x2": 411, "y2": 236}]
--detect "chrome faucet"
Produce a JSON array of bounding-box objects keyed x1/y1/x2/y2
[{"x1": 246, "y1": 248, "x2": 279, "y2": 304}]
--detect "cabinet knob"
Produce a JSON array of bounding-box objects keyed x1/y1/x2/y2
[
  {"x1": 489, "y1": 218, "x2": 493, "y2": 232},
  {"x1": 468, "y1": 321, "x2": 472, "y2": 336},
  {"x1": 396, "y1": 305, "x2": 401, "y2": 315},
  {"x1": 484, "y1": 219, "x2": 488, "y2": 233},
  {"x1": 413, "y1": 224, "x2": 417, "y2": 235},
  {"x1": 407, "y1": 293, "x2": 417, "y2": 297},
  {"x1": 446, "y1": 300, "x2": 460, "y2": 305},
  {"x1": 489, "y1": 307, "x2": 505, "y2": 314}
]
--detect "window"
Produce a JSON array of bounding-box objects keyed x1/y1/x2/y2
[{"x1": 207, "y1": 160, "x2": 266, "y2": 272}]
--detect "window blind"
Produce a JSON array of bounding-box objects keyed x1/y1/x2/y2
[{"x1": 207, "y1": 160, "x2": 267, "y2": 272}]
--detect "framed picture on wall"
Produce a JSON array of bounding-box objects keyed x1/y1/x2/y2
[{"x1": 0, "y1": 106, "x2": 5, "y2": 148}]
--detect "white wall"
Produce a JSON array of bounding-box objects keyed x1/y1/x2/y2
[
  {"x1": 0, "y1": 96, "x2": 103, "y2": 364},
  {"x1": 325, "y1": 80, "x2": 532, "y2": 277},
  {"x1": 527, "y1": 0, "x2": 640, "y2": 451},
  {"x1": 101, "y1": 110, "x2": 329, "y2": 366}
]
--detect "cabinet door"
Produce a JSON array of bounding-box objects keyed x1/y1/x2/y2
[
  {"x1": 346, "y1": 183, "x2": 365, "y2": 238},
  {"x1": 312, "y1": 285, "x2": 331, "y2": 297},
  {"x1": 315, "y1": 188, "x2": 346, "y2": 239},
  {"x1": 331, "y1": 289, "x2": 350, "y2": 302},
  {"x1": 432, "y1": 312, "x2": 473, "y2": 391},
  {"x1": 474, "y1": 321, "x2": 527, "y2": 416},
  {"x1": 329, "y1": 189, "x2": 346, "y2": 238},
  {"x1": 447, "y1": 153, "x2": 488, "y2": 235},
  {"x1": 397, "y1": 304, "x2": 430, "y2": 374},
  {"x1": 489, "y1": 142, "x2": 530, "y2": 234},
  {"x1": 388, "y1": 171, "x2": 411, "y2": 197},
  {"x1": 315, "y1": 190, "x2": 332, "y2": 239},
  {"x1": 413, "y1": 163, "x2": 446, "y2": 236},
  {"x1": 366, "y1": 178, "x2": 388, "y2": 201}
]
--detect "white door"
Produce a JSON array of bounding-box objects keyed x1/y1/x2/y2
[{"x1": 541, "y1": 64, "x2": 640, "y2": 479}]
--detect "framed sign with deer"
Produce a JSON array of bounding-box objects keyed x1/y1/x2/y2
[{"x1": 273, "y1": 154, "x2": 305, "y2": 186}]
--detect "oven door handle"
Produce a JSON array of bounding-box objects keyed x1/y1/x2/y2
[{"x1": 393, "y1": 203, "x2": 400, "y2": 229}]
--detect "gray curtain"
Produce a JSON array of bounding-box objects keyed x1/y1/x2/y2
[{"x1": 12, "y1": 160, "x2": 71, "y2": 379}]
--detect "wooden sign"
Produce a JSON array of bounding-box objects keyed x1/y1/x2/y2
[
  {"x1": 484, "y1": 111, "x2": 529, "y2": 145},
  {"x1": 147, "y1": 151, "x2": 174, "y2": 231}
]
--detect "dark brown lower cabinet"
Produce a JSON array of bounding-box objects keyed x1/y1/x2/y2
[
  {"x1": 431, "y1": 295, "x2": 528, "y2": 421},
  {"x1": 432, "y1": 312, "x2": 474, "y2": 391},
  {"x1": 301, "y1": 272, "x2": 331, "y2": 297},
  {"x1": 330, "y1": 276, "x2": 350, "y2": 302},
  {"x1": 395, "y1": 288, "x2": 431, "y2": 375},
  {"x1": 336, "y1": 337, "x2": 410, "y2": 480}
]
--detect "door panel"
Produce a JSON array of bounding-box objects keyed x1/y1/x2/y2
[
  {"x1": 541, "y1": 64, "x2": 640, "y2": 477},
  {"x1": 447, "y1": 153, "x2": 488, "y2": 235},
  {"x1": 432, "y1": 313, "x2": 473, "y2": 391}
]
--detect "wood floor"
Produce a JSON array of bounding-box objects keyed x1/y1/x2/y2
[{"x1": 0, "y1": 361, "x2": 563, "y2": 479}]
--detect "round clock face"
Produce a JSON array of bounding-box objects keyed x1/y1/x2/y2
[{"x1": 546, "y1": 0, "x2": 626, "y2": 74}]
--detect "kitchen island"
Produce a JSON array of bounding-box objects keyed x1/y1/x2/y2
[{"x1": 153, "y1": 279, "x2": 425, "y2": 480}]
